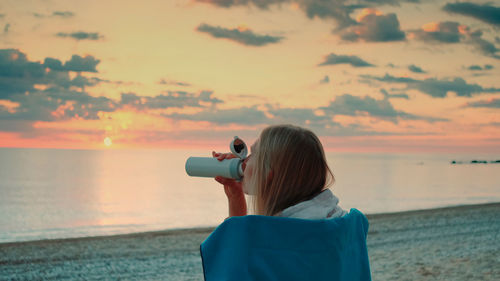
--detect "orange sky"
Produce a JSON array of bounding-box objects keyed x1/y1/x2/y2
[{"x1": 0, "y1": 0, "x2": 499, "y2": 152}]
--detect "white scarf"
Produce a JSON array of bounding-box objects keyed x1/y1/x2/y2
[{"x1": 275, "y1": 189, "x2": 347, "y2": 219}]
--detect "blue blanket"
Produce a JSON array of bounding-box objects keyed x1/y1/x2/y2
[{"x1": 200, "y1": 209, "x2": 371, "y2": 281}]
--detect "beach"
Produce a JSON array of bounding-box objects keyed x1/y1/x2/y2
[{"x1": 1, "y1": 202, "x2": 499, "y2": 281}]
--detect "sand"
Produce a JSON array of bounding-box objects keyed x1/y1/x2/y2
[{"x1": 1, "y1": 202, "x2": 499, "y2": 280}]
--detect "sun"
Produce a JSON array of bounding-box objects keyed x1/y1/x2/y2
[{"x1": 104, "y1": 137, "x2": 112, "y2": 147}]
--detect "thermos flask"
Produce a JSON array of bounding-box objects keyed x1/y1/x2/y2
[{"x1": 185, "y1": 136, "x2": 248, "y2": 180}]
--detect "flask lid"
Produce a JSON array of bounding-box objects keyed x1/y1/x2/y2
[{"x1": 230, "y1": 136, "x2": 248, "y2": 159}]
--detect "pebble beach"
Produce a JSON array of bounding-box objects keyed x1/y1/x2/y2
[{"x1": 1, "y1": 202, "x2": 499, "y2": 280}]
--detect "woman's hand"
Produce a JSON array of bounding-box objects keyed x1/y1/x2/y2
[{"x1": 212, "y1": 151, "x2": 247, "y2": 217}]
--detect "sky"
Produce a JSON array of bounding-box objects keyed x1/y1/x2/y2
[{"x1": 0, "y1": 0, "x2": 499, "y2": 152}]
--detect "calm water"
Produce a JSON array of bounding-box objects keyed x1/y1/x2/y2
[{"x1": 1, "y1": 148, "x2": 499, "y2": 243}]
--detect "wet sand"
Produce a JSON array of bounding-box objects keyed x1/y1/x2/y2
[{"x1": 1, "y1": 202, "x2": 499, "y2": 280}]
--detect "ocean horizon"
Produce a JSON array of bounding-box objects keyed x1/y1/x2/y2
[{"x1": 1, "y1": 147, "x2": 499, "y2": 243}]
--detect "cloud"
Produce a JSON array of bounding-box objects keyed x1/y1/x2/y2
[
  {"x1": 361, "y1": 73, "x2": 415, "y2": 83},
  {"x1": 0, "y1": 120, "x2": 35, "y2": 134},
  {"x1": 467, "y1": 64, "x2": 493, "y2": 71},
  {"x1": 33, "y1": 11, "x2": 75, "y2": 19},
  {"x1": 196, "y1": 23, "x2": 283, "y2": 46},
  {"x1": 380, "y1": 88, "x2": 409, "y2": 99},
  {"x1": 0, "y1": 49, "x2": 112, "y2": 122},
  {"x1": 9, "y1": 89, "x2": 222, "y2": 122},
  {"x1": 195, "y1": 0, "x2": 277, "y2": 9},
  {"x1": 340, "y1": 9, "x2": 405, "y2": 42},
  {"x1": 167, "y1": 92, "x2": 444, "y2": 127},
  {"x1": 467, "y1": 65, "x2": 482, "y2": 71},
  {"x1": 408, "y1": 64, "x2": 426, "y2": 73},
  {"x1": 0, "y1": 49, "x2": 226, "y2": 127},
  {"x1": 63, "y1": 55, "x2": 100, "y2": 72},
  {"x1": 56, "y1": 31, "x2": 103, "y2": 41},
  {"x1": 363, "y1": 0, "x2": 420, "y2": 4},
  {"x1": 43, "y1": 57, "x2": 64, "y2": 71},
  {"x1": 318, "y1": 53, "x2": 374, "y2": 67},
  {"x1": 195, "y1": 1, "x2": 418, "y2": 30},
  {"x1": 121, "y1": 91, "x2": 222, "y2": 110},
  {"x1": 167, "y1": 106, "x2": 269, "y2": 125},
  {"x1": 320, "y1": 93, "x2": 434, "y2": 123},
  {"x1": 443, "y1": 2, "x2": 500, "y2": 27},
  {"x1": 291, "y1": 0, "x2": 360, "y2": 29},
  {"x1": 1, "y1": 48, "x2": 450, "y2": 139},
  {"x1": 0, "y1": 87, "x2": 116, "y2": 122},
  {"x1": 0, "y1": 49, "x2": 45, "y2": 81},
  {"x1": 362, "y1": 73, "x2": 500, "y2": 98},
  {"x1": 52, "y1": 11, "x2": 75, "y2": 18},
  {"x1": 268, "y1": 106, "x2": 333, "y2": 127},
  {"x1": 161, "y1": 90, "x2": 446, "y2": 130},
  {"x1": 466, "y1": 29, "x2": 500, "y2": 59},
  {"x1": 320, "y1": 75, "x2": 330, "y2": 84},
  {"x1": 409, "y1": 21, "x2": 500, "y2": 59},
  {"x1": 409, "y1": 21, "x2": 464, "y2": 43},
  {"x1": 414, "y1": 77, "x2": 498, "y2": 98},
  {"x1": 0, "y1": 49, "x2": 229, "y2": 128},
  {"x1": 165, "y1": 105, "x2": 333, "y2": 127},
  {"x1": 196, "y1": 0, "x2": 358, "y2": 28},
  {"x1": 465, "y1": 98, "x2": 500, "y2": 108},
  {"x1": 159, "y1": 79, "x2": 191, "y2": 87}
]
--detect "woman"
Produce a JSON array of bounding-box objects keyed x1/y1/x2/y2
[
  {"x1": 213, "y1": 124, "x2": 346, "y2": 219},
  {"x1": 201, "y1": 124, "x2": 371, "y2": 281}
]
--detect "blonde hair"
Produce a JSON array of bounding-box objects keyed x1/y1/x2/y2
[{"x1": 249, "y1": 124, "x2": 334, "y2": 216}]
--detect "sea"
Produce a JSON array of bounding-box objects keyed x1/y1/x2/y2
[{"x1": 1, "y1": 147, "x2": 499, "y2": 243}]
